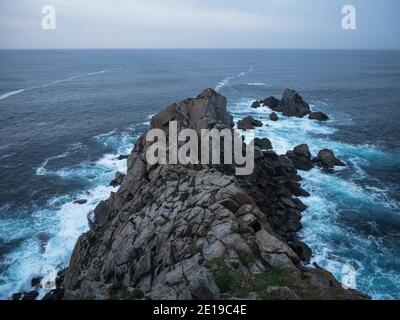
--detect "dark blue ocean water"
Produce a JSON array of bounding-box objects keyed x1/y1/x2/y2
[{"x1": 0, "y1": 49, "x2": 399, "y2": 299}]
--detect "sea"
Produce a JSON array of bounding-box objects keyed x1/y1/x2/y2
[{"x1": 0, "y1": 49, "x2": 399, "y2": 300}]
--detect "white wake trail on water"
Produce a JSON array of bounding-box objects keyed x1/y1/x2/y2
[
  {"x1": 215, "y1": 67, "x2": 254, "y2": 92},
  {"x1": 247, "y1": 82, "x2": 267, "y2": 86},
  {"x1": 0, "y1": 71, "x2": 107, "y2": 101},
  {"x1": 0, "y1": 89, "x2": 26, "y2": 100}
]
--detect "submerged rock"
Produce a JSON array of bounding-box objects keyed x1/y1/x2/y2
[
  {"x1": 314, "y1": 149, "x2": 345, "y2": 169},
  {"x1": 309, "y1": 111, "x2": 329, "y2": 121},
  {"x1": 37, "y1": 232, "x2": 50, "y2": 254},
  {"x1": 237, "y1": 116, "x2": 263, "y2": 130},
  {"x1": 31, "y1": 277, "x2": 42, "y2": 288},
  {"x1": 286, "y1": 144, "x2": 314, "y2": 171},
  {"x1": 269, "y1": 112, "x2": 279, "y2": 121},
  {"x1": 74, "y1": 199, "x2": 88, "y2": 205}
]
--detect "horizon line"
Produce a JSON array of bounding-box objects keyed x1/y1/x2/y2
[{"x1": 1, "y1": 47, "x2": 400, "y2": 51}]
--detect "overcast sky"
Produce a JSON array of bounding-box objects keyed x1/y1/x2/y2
[{"x1": 0, "y1": 0, "x2": 399, "y2": 49}]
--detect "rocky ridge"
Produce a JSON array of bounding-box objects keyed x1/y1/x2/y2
[{"x1": 62, "y1": 89, "x2": 367, "y2": 300}]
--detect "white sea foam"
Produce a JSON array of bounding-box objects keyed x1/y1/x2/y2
[
  {"x1": 35, "y1": 143, "x2": 83, "y2": 176},
  {"x1": 0, "y1": 129, "x2": 135, "y2": 299},
  {"x1": 36, "y1": 153, "x2": 70, "y2": 176},
  {"x1": 0, "y1": 183, "x2": 118, "y2": 299}
]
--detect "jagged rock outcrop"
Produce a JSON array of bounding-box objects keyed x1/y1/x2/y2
[
  {"x1": 262, "y1": 89, "x2": 310, "y2": 118},
  {"x1": 314, "y1": 149, "x2": 345, "y2": 170},
  {"x1": 237, "y1": 116, "x2": 263, "y2": 130},
  {"x1": 286, "y1": 144, "x2": 314, "y2": 171},
  {"x1": 278, "y1": 89, "x2": 311, "y2": 117},
  {"x1": 309, "y1": 112, "x2": 329, "y2": 121},
  {"x1": 64, "y1": 89, "x2": 367, "y2": 300}
]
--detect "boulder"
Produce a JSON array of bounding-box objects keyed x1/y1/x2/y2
[
  {"x1": 237, "y1": 116, "x2": 263, "y2": 130},
  {"x1": 254, "y1": 138, "x2": 272, "y2": 150},
  {"x1": 279, "y1": 89, "x2": 310, "y2": 117},
  {"x1": 251, "y1": 101, "x2": 261, "y2": 109},
  {"x1": 286, "y1": 144, "x2": 314, "y2": 171},
  {"x1": 118, "y1": 155, "x2": 129, "y2": 160},
  {"x1": 269, "y1": 112, "x2": 279, "y2": 121},
  {"x1": 289, "y1": 240, "x2": 312, "y2": 263},
  {"x1": 262, "y1": 96, "x2": 279, "y2": 109},
  {"x1": 309, "y1": 111, "x2": 329, "y2": 121},
  {"x1": 314, "y1": 149, "x2": 345, "y2": 169}
]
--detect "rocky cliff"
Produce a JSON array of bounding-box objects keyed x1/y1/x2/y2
[{"x1": 63, "y1": 89, "x2": 367, "y2": 300}]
